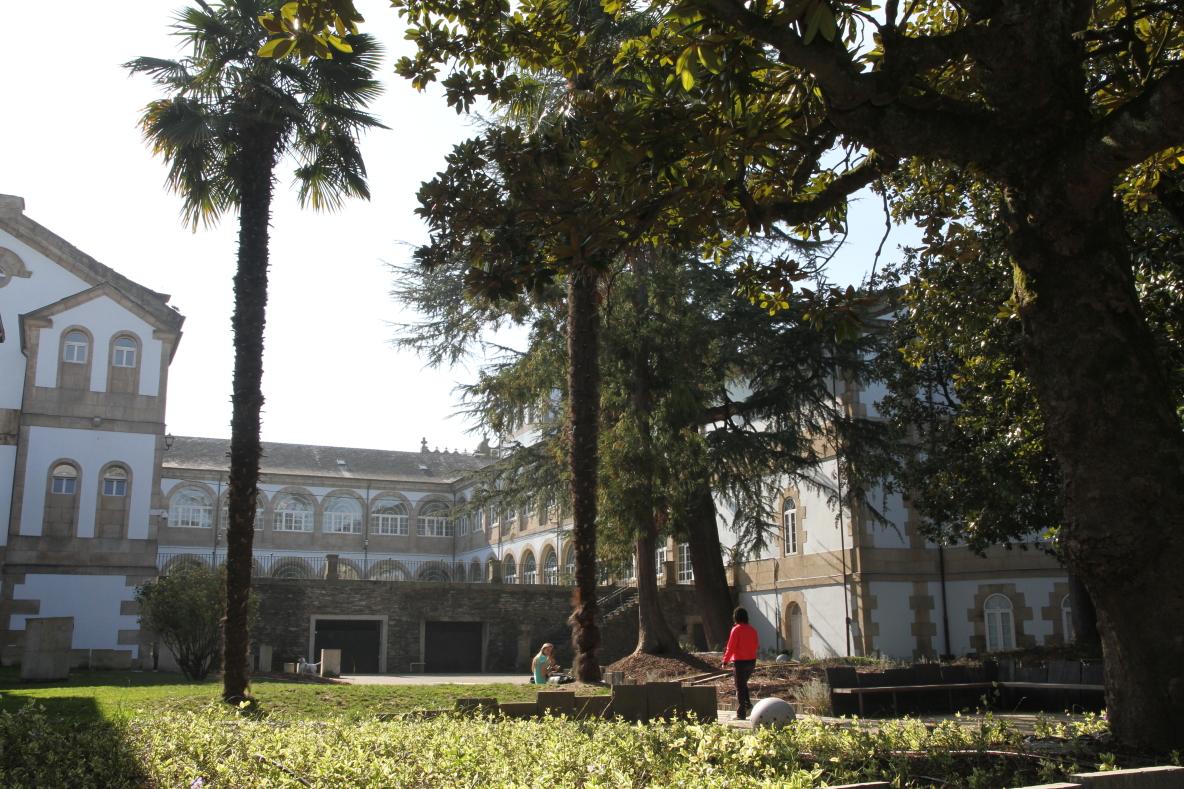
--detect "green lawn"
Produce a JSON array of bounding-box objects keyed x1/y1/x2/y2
[{"x1": 0, "y1": 668, "x2": 561, "y2": 723}]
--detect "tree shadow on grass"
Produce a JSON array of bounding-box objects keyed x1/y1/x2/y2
[{"x1": 0, "y1": 697, "x2": 150, "y2": 788}]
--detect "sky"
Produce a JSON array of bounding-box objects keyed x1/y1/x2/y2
[{"x1": 1, "y1": 1, "x2": 916, "y2": 454}]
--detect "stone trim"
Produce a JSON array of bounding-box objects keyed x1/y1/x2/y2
[
  {"x1": 967, "y1": 583, "x2": 1036, "y2": 653},
  {"x1": 909, "y1": 581, "x2": 938, "y2": 660},
  {"x1": 1041, "y1": 581, "x2": 1072, "y2": 646},
  {"x1": 0, "y1": 246, "x2": 32, "y2": 282}
]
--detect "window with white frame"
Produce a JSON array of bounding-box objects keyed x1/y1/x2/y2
[
  {"x1": 417, "y1": 502, "x2": 453, "y2": 537},
  {"x1": 655, "y1": 546, "x2": 668, "y2": 578},
  {"x1": 102, "y1": 466, "x2": 128, "y2": 497},
  {"x1": 984, "y1": 593, "x2": 1016, "y2": 652},
  {"x1": 273, "y1": 493, "x2": 314, "y2": 532},
  {"x1": 457, "y1": 510, "x2": 470, "y2": 536},
  {"x1": 564, "y1": 548, "x2": 575, "y2": 583},
  {"x1": 677, "y1": 543, "x2": 694, "y2": 583},
  {"x1": 371, "y1": 498, "x2": 408, "y2": 535},
  {"x1": 522, "y1": 553, "x2": 537, "y2": 584},
  {"x1": 63, "y1": 331, "x2": 89, "y2": 364},
  {"x1": 502, "y1": 555, "x2": 517, "y2": 584},
  {"x1": 111, "y1": 336, "x2": 137, "y2": 368},
  {"x1": 50, "y1": 463, "x2": 78, "y2": 495},
  {"x1": 323, "y1": 496, "x2": 362, "y2": 534},
  {"x1": 474, "y1": 509, "x2": 484, "y2": 532},
  {"x1": 783, "y1": 497, "x2": 798, "y2": 555},
  {"x1": 1061, "y1": 595, "x2": 1074, "y2": 643},
  {"x1": 219, "y1": 496, "x2": 266, "y2": 531},
  {"x1": 170, "y1": 488, "x2": 212, "y2": 528},
  {"x1": 542, "y1": 550, "x2": 558, "y2": 585}
]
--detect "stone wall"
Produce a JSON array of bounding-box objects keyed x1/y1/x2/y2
[{"x1": 253, "y1": 579, "x2": 699, "y2": 673}]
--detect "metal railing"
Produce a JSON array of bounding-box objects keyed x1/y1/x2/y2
[{"x1": 156, "y1": 551, "x2": 577, "y2": 584}]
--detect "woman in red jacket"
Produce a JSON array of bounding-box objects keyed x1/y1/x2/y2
[{"x1": 722, "y1": 606, "x2": 759, "y2": 719}]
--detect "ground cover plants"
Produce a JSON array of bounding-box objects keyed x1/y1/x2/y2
[{"x1": 0, "y1": 702, "x2": 1131, "y2": 788}]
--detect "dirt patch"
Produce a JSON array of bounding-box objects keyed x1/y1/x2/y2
[
  {"x1": 605, "y1": 652, "x2": 718, "y2": 682},
  {"x1": 604, "y1": 653, "x2": 827, "y2": 711}
]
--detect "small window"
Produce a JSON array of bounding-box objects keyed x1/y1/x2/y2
[
  {"x1": 984, "y1": 593, "x2": 1016, "y2": 652},
  {"x1": 102, "y1": 467, "x2": 128, "y2": 497},
  {"x1": 111, "y1": 336, "x2": 137, "y2": 368},
  {"x1": 51, "y1": 464, "x2": 78, "y2": 495},
  {"x1": 63, "y1": 331, "x2": 89, "y2": 364},
  {"x1": 783, "y1": 497, "x2": 798, "y2": 555}
]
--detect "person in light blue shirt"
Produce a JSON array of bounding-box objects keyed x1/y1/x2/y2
[{"x1": 532, "y1": 643, "x2": 558, "y2": 685}]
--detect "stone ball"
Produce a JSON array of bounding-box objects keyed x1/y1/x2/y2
[
  {"x1": 749, "y1": 697, "x2": 796, "y2": 728},
  {"x1": 775, "y1": 653, "x2": 791, "y2": 663}
]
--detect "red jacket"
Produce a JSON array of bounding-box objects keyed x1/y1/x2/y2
[{"x1": 723, "y1": 623, "x2": 759, "y2": 663}]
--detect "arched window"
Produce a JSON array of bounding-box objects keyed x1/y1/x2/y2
[
  {"x1": 564, "y1": 546, "x2": 576, "y2": 584},
  {"x1": 783, "y1": 497, "x2": 798, "y2": 555},
  {"x1": 371, "y1": 498, "x2": 408, "y2": 535},
  {"x1": 455, "y1": 562, "x2": 467, "y2": 581},
  {"x1": 220, "y1": 493, "x2": 266, "y2": 531},
  {"x1": 273, "y1": 493, "x2": 314, "y2": 532},
  {"x1": 335, "y1": 561, "x2": 361, "y2": 580},
  {"x1": 44, "y1": 462, "x2": 81, "y2": 537},
  {"x1": 787, "y1": 602, "x2": 804, "y2": 657},
  {"x1": 50, "y1": 463, "x2": 78, "y2": 495},
  {"x1": 1061, "y1": 595, "x2": 1075, "y2": 644},
  {"x1": 369, "y1": 560, "x2": 409, "y2": 581},
  {"x1": 62, "y1": 330, "x2": 89, "y2": 364},
  {"x1": 111, "y1": 336, "x2": 138, "y2": 368},
  {"x1": 984, "y1": 594, "x2": 1016, "y2": 652},
  {"x1": 417, "y1": 502, "x2": 453, "y2": 537},
  {"x1": 417, "y1": 562, "x2": 450, "y2": 582},
  {"x1": 272, "y1": 559, "x2": 312, "y2": 579},
  {"x1": 522, "y1": 552, "x2": 538, "y2": 584},
  {"x1": 502, "y1": 554, "x2": 517, "y2": 584},
  {"x1": 102, "y1": 466, "x2": 129, "y2": 497},
  {"x1": 470, "y1": 559, "x2": 482, "y2": 583},
  {"x1": 323, "y1": 496, "x2": 362, "y2": 534},
  {"x1": 542, "y1": 549, "x2": 558, "y2": 585},
  {"x1": 170, "y1": 487, "x2": 212, "y2": 528}
]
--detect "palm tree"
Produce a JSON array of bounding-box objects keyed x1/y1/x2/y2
[{"x1": 127, "y1": 0, "x2": 383, "y2": 702}]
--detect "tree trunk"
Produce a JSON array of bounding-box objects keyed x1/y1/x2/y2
[
  {"x1": 1067, "y1": 574, "x2": 1100, "y2": 656},
  {"x1": 222, "y1": 128, "x2": 278, "y2": 703},
  {"x1": 634, "y1": 523, "x2": 682, "y2": 654},
  {"x1": 567, "y1": 268, "x2": 602, "y2": 683},
  {"x1": 1010, "y1": 189, "x2": 1184, "y2": 750},
  {"x1": 683, "y1": 478, "x2": 734, "y2": 650}
]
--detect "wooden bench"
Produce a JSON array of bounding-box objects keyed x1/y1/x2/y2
[{"x1": 831, "y1": 681, "x2": 1105, "y2": 717}]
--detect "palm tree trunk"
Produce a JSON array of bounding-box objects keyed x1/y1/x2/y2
[
  {"x1": 567, "y1": 266, "x2": 602, "y2": 683},
  {"x1": 223, "y1": 127, "x2": 278, "y2": 703}
]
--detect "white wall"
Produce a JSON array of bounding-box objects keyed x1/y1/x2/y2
[
  {"x1": 9, "y1": 573, "x2": 139, "y2": 657},
  {"x1": 738, "y1": 582, "x2": 854, "y2": 659},
  {"x1": 868, "y1": 580, "x2": 915, "y2": 658},
  {"x1": 32, "y1": 296, "x2": 163, "y2": 396},
  {"x1": 943, "y1": 576, "x2": 1061, "y2": 655},
  {"x1": 20, "y1": 426, "x2": 156, "y2": 538},
  {"x1": 865, "y1": 487, "x2": 912, "y2": 550},
  {"x1": 0, "y1": 229, "x2": 89, "y2": 407}
]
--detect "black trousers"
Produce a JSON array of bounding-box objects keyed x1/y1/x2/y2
[{"x1": 733, "y1": 659, "x2": 756, "y2": 714}]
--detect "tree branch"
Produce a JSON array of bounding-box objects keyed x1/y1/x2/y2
[
  {"x1": 1078, "y1": 65, "x2": 1184, "y2": 191},
  {"x1": 737, "y1": 153, "x2": 897, "y2": 230}
]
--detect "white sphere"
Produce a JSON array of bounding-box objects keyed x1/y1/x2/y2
[
  {"x1": 749, "y1": 697, "x2": 796, "y2": 728},
  {"x1": 775, "y1": 653, "x2": 791, "y2": 663}
]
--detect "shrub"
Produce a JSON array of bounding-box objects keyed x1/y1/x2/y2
[
  {"x1": 0, "y1": 705, "x2": 146, "y2": 789},
  {"x1": 137, "y1": 564, "x2": 226, "y2": 680}
]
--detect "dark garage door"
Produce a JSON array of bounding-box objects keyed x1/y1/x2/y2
[
  {"x1": 313, "y1": 619, "x2": 381, "y2": 674},
  {"x1": 424, "y1": 621, "x2": 483, "y2": 673}
]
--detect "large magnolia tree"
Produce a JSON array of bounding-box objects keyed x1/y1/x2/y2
[{"x1": 265, "y1": 0, "x2": 1184, "y2": 748}]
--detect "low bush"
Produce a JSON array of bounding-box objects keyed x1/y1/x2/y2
[{"x1": 0, "y1": 701, "x2": 1119, "y2": 788}]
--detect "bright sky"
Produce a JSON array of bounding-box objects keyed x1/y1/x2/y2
[{"x1": 1, "y1": 1, "x2": 914, "y2": 454}]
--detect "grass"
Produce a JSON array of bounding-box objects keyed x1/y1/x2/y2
[{"x1": 0, "y1": 668, "x2": 567, "y2": 723}]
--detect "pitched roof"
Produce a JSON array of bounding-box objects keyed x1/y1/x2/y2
[
  {"x1": 162, "y1": 436, "x2": 493, "y2": 485},
  {"x1": 0, "y1": 194, "x2": 184, "y2": 333}
]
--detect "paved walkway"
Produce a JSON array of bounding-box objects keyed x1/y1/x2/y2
[{"x1": 340, "y1": 673, "x2": 530, "y2": 685}]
